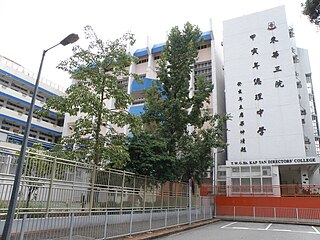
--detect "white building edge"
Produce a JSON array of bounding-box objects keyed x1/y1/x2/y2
[{"x1": 223, "y1": 5, "x2": 320, "y2": 195}]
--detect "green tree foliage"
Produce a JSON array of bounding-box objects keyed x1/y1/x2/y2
[
  {"x1": 126, "y1": 131, "x2": 175, "y2": 182},
  {"x1": 302, "y1": 0, "x2": 320, "y2": 27},
  {"x1": 128, "y1": 22, "x2": 228, "y2": 184},
  {"x1": 41, "y1": 26, "x2": 141, "y2": 166}
]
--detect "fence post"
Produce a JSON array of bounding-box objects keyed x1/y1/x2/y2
[
  {"x1": 46, "y1": 157, "x2": 57, "y2": 216},
  {"x1": 68, "y1": 213, "x2": 74, "y2": 240},
  {"x1": 103, "y1": 211, "x2": 108, "y2": 239},
  {"x1": 149, "y1": 209, "x2": 153, "y2": 231},
  {"x1": 177, "y1": 208, "x2": 180, "y2": 225},
  {"x1": 143, "y1": 176, "x2": 147, "y2": 212},
  {"x1": 188, "y1": 179, "x2": 192, "y2": 224},
  {"x1": 253, "y1": 207, "x2": 256, "y2": 221},
  {"x1": 69, "y1": 163, "x2": 77, "y2": 210},
  {"x1": 89, "y1": 166, "x2": 97, "y2": 213},
  {"x1": 196, "y1": 203, "x2": 198, "y2": 221},
  {"x1": 210, "y1": 206, "x2": 213, "y2": 219},
  {"x1": 175, "y1": 184, "x2": 178, "y2": 209},
  {"x1": 105, "y1": 169, "x2": 111, "y2": 210},
  {"x1": 129, "y1": 210, "x2": 134, "y2": 236},
  {"x1": 19, "y1": 214, "x2": 27, "y2": 240},
  {"x1": 165, "y1": 209, "x2": 168, "y2": 227},
  {"x1": 204, "y1": 205, "x2": 206, "y2": 220},
  {"x1": 274, "y1": 208, "x2": 277, "y2": 221},
  {"x1": 296, "y1": 208, "x2": 299, "y2": 223},
  {"x1": 233, "y1": 206, "x2": 236, "y2": 220},
  {"x1": 160, "y1": 183, "x2": 164, "y2": 209},
  {"x1": 132, "y1": 177, "x2": 136, "y2": 211},
  {"x1": 120, "y1": 171, "x2": 126, "y2": 213}
]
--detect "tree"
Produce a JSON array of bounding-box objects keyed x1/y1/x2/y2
[
  {"x1": 133, "y1": 22, "x2": 228, "y2": 184},
  {"x1": 126, "y1": 131, "x2": 175, "y2": 182},
  {"x1": 41, "y1": 26, "x2": 141, "y2": 167},
  {"x1": 302, "y1": 0, "x2": 320, "y2": 27}
]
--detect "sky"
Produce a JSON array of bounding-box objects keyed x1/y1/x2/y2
[{"x1": 0, "y1": 0, "x2": 319, "y2": 108}]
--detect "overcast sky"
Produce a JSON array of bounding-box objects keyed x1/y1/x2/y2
[{"x1": 0, "y1": 0, "x2": 319, "y2": 108}]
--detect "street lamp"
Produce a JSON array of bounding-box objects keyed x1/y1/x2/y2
[
  {"x1": 1, "y1": 33, "x2": 79, "y2": 240},
  {"x1": 212, "y1": 148, "x2": 224, "y2": 218}
]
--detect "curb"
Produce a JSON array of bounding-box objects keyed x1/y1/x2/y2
[{"x1": 125, "y1": 218, "x2": 221, "y2": 239}]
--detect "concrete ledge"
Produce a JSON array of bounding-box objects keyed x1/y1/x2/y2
[{"x1": 124, "y1": 218, "x2": 221, "y2": 239}]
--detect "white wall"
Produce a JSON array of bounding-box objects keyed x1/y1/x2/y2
[{"x1": 224, "y1": 6, "x2": 306, "y2": 162}]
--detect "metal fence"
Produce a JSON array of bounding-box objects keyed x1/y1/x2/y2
[
  {"x1": 217, "y1": 206, "x2": 320, "y2": 225},
  {"x1": 0, "y1": 146, "x2": 214, "y2": 239},
  {"x1": 201, "y1": 184, "x2": 320, "y2": 197},
  {"x1": 0, "y1": 146, "x2": 199, "y2": 214},
  {"x1": 0, "y1": 206, "x2": 213, "y2": 239}
]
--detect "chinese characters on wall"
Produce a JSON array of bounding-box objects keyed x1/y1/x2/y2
[{"x1": 237, "y1": 20, "x2": 286, "y2": 153}]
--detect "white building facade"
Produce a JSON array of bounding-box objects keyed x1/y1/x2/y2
[
  {"x1": 223, "y1": 6, "x2": 320, "y2": 195},
  {"x1": 63, "y1": 30, "x2": 226, "y2": 145},
  {"x1": 0, "y1": 55, "x2": 65, "y2": 150}
]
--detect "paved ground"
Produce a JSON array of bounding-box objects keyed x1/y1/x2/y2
[{"x1": 158, "y1": 221, "x2": 320, "y2": 240}]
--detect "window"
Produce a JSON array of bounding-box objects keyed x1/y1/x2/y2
[
  {"x1": 262, "y1": 166, "x2": 271, "y2": 176},
  {"x1": 154, "y1": 55, "x2": 160, "y2": 60},
  {"x1": 1, "y1": 126, "x2": 10, "y2": 131},
  {"x1": 262, "y1": 178, "x2": 272, "y2": 192},
  {"x1": 306, "y1": 73, "x2": 312, "y2": 83},
  {"x1": 252, "y1": 178, "x2": 262, "y2": 193},
  {"x1": 197, "y1": 44, "x2": 211, "y2": 50},
  {"x1": 231, "y1": 178, "x2": 240, "y2": 192},
  {"x1": 251, "y1": 166, "x2": 260, "y2": 172},
  {"x1": 232, "y1": 167, "x2": 239, "y2": 173},
  {"x1": 138, "y1": 58, "x2": 148, "y2": 64},
  {"x1": 241, "y1": 166, "x2": 250, "y2": 172}
]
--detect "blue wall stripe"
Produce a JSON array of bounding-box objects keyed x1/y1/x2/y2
[
  {"x1": 0, "y1": 91, "x2": 58, "y2": 116},
  {"x1": 133, "y1": 48, "x2": 148, "y2": 58},
  {"x1": 0, "y1": 114, "x2": 62, "y2": 135},
  {"x1": 129, "y1": 105, "x2": 145, "y2": 116},
  {"x1": 0, "y1": 68, "x2": 60, "y2": 97}
]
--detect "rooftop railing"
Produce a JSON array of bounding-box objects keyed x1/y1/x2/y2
[{"x1": 0, "y1": 55, "x2": 65, "y2": 92}]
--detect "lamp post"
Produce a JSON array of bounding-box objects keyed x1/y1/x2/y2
[
  {"x1": 212, "y1": 148, "x2": 224, "y2": 218},
  {"x1": 1, "y1": 33, "x2": 79, "y2": 240}
]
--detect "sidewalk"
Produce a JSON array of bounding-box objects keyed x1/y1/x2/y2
[{"x1": 123, "y1": 218, "x2": 220, "y2": 239}]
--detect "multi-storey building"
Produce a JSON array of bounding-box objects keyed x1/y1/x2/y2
[
  {"x1": 62, "y1": 6, "x2": 320, "y2": 196},
  {"x1": 128, "y1": 31, "x2": 225, "y2": 125},
  {"x1": 63, "y1": 30, "x2": 226, "y2": 144},
  {"x1": 223, "y1": 6, "x2": 320, "y2": 195},
  {"x1": 0, "y1": 55, "x2": 65, "y2": 150}
]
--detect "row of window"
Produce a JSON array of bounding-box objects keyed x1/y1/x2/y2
[
  {"x1": 1, "y1": 119, "x2": 56, "y2": 143},
  {"x1": 231, "y1": 165, "x2": 272, "y2": 176},
  {"x1": 0, "y1": 77, "x2": 49, "y2": 102},
  {"x1": 0, "y1": 98, "x2": 60, "y2": 125},
  {"x1": 197, "y1": 44, "x2": 211, "y2": 50}
]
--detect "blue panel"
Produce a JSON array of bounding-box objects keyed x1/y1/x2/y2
[
  {"x1": 199, "y1": 31, "x2": 213, "y2": 42},
  {"x1": 0, "y1": 68, "x2": 60, "y2": 97},
  {"x1": 0, "y1": 91, "x2": 58, "y2": 116},
  {"x1": 130, "y1": 78, "x2": 156, "y2": 94},
  {"x1": 133, "y1": 48, "x2": 148, "y2": 58},
  {"x1": 129, "y1": 105, "x2": 145, "y2": 116},
  {"x1": 0, "y1": 114, "x2": 62, "y2": 135},
  {"x1": 7, "y1": 133, "x2": 55, "y2": 149},
  {"x1": 151, "y1": 43, "x2": 165, "y2": 54}
]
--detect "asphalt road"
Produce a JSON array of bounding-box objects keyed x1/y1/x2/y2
[{"x1": 160, "y1": 221, "x2": 320, "y2": 240}]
